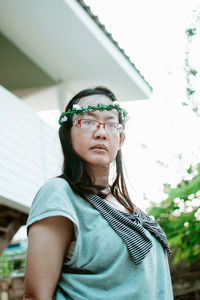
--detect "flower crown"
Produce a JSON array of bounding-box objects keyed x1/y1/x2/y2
[{"x1": 58, "y1": 102, "x2": 128, "y2": 125}]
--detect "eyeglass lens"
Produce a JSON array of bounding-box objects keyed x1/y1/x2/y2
[{"x1": 80, "y1": 119, "x2": 123, "y2": 132}]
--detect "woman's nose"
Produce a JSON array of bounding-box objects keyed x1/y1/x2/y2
[{"x1": 93, "y1": 124, "x2": 107, "y2": 139}]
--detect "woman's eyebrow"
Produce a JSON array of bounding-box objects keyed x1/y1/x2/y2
[{"x1": 84, "y1": 111, "x2": 118, "y2": 121}]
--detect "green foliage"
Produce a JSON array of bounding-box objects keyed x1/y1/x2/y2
[
  {"x1": 189, "y1": 68, "x2": 198, "y2": 76},
  {"x1": 185, "y1": 27, "x2": 196, "y2": 37},
  {"x1": 0, "y1": 249, "x2": 26, "y2": 278},
  {"x1": 184, "y1": 6, "x2": 200, "y2": 115},
  {"x1": 0, "y1": 254, "x2": 10, "y2": 278},
  {"x1": 186, "y1": 88, "x2": 195, "y2": 97},
  {"x1": 147, "y1": 163, "x2": 200, "y2": 265}
]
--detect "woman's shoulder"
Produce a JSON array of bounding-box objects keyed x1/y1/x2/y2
[
  {"x1": 31, "y1": 177, "x2": 76, "y2": 209},
  {"x1": 27, "y1": 177, "x2": 78, "y2": 229},
  {"x1": 40, "y1": 177, "x2": 70, "y2": 191},
  {"x1": 36, "y1": 177, "x2": 76, "y2": 198}
]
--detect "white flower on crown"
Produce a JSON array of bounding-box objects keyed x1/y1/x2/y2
[
  {"x1": 124, "y1": 115, "x2": 130, "y2": 122},
  {"x1": 72, "y1": 104, "x2": 82, "y2": 110},
  {"x1": 61, "y1": 116, "x2": 68, "y2": 123},
  {"x1": 112, "y1": 101, "x2": 119, "y2": 105}
]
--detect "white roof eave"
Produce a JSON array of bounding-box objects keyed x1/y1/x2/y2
[{"x1": 0, "y1": 0, "x2": 152, "y2": 100}]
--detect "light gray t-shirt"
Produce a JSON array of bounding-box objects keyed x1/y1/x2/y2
[{"x1": 27, "y1": 178, "x2": 173, "y2": 300}]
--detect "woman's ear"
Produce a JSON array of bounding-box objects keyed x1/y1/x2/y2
[{"x1": 119, "y1": 133, "x2": 125, "y2": 149}]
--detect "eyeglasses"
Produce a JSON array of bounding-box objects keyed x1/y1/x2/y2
[{"x1": 73, "y1": 119, "x2": 124, "y2": 133}]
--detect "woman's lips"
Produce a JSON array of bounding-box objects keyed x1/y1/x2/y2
[{"x1": 91, "y1": 144, "x2": 108, "y2": 151}]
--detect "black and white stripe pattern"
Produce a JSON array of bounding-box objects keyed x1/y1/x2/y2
[{"x1": 88, "y1": 194, "x2": 170, "y2": 265}]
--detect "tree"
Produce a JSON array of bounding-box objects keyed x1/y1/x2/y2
[
  {"x1": 147, "y1": 4, "x2": 200, "y2": 266},
  {"x1": 183, "y1": 6, "x2": 200, "y2": 115},
  {"x1": 147, "y1": 163, "x2": 200, "y2": 264}
]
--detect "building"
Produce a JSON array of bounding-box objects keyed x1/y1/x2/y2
[{"x1": 0, "y1": 0, "x2": 152, "y2": 254}]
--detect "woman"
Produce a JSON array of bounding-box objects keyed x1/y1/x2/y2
[{"x1": 24, "y1": 87, "x2": 173, "y2": 299}]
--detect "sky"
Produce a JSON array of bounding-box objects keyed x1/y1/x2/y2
[{"x1": 85, "y1": 0, "x2": 200, "y2": 94}]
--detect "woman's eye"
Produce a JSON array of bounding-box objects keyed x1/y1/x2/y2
[
  {"x1": 107, "y1": 123, "x2": 117, "y2": 129},
  {"x1": 83, "y1": 120, "x2": 95, "y2": 126}
]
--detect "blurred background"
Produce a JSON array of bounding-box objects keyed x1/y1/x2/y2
[{"x1": 0, "y1": 0, "x2": 200, "y2": 299}]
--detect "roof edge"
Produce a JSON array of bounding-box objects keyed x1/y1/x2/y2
[{"x1": 76, "y1": 0, "x2": 153, "y2": 92}]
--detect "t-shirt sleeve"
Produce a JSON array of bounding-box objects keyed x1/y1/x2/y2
[{"x1": 26, "y1": 178, "x2": 78, "y2": 233}]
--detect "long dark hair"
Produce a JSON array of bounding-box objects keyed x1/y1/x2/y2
[{"x1": 58, "y1": 86, "x2": 134, "y2": 213}]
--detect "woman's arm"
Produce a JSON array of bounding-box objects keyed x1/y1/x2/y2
[{"x1": 23, "y1": 216, "x2": 74, "y2": 300}]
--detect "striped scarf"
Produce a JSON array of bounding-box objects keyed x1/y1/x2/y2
[{"x1": 88, "y1": 194, "x2": 170, "y2": 264}]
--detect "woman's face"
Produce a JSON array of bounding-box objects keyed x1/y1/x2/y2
[{"x1": 70, "y1": 95, "x2": 125, "y2": 168}]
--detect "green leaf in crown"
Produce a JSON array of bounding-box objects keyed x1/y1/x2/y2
[{"x1": 58, "y1": 102, "x2": 128, "y2": 125}]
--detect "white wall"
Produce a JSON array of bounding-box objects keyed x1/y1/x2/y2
[
  {"x1": 13, "y1": 86, "x2": 61, "y2": 111},
  {"x1": 0, "y1": 85, "x2": 62, "y2": 213},
  {"x1": 13, "y1": 83, "x2": 74, "y2": 113}
]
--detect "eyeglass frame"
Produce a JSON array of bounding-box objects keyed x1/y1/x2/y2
[{"x1": 72, "y1": 119, "x2": 124, "y2": 133}]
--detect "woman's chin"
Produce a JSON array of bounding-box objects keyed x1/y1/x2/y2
[
  {"x1": 86, "y1": 158, "x2": 111, "y2": 167},
  {"x1": 81, "y1": 152, "x2": 115, "y2": 167}
]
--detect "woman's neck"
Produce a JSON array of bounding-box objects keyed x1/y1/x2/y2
[{"x1": 88, "y1": 165, "x2": 109, "y2": 186}]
